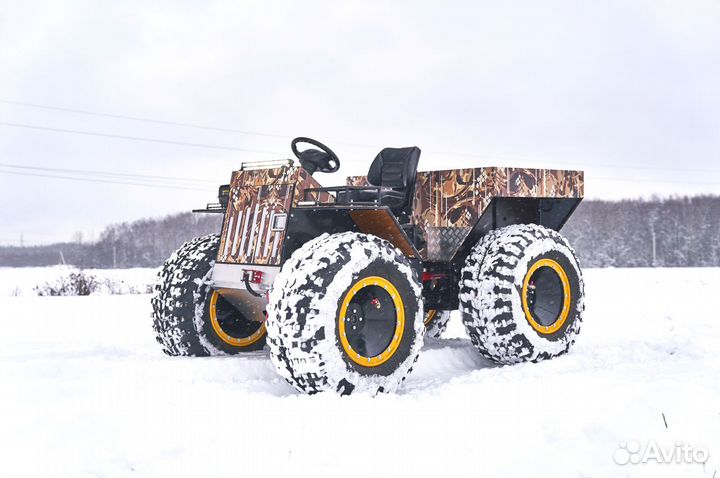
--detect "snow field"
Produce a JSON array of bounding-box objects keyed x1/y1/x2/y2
[{"x1": 0, "y1": 267, "x2": 718, "y2": 477}]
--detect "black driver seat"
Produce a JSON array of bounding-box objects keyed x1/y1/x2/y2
[
  {"x1": 336, "y1": 146, "x2": 421, "y2": 224},
  {"x1": 367, "y1": 146, "x2": 421, "y2": 223}
]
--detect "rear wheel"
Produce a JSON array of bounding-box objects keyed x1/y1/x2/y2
[
  {"x1": 266, "y1": 232, "x2": 424, "y2": 395},
  {"x1": 151, "y1": 234, "x2": 266, "y2": 356},
  {"x1": 207, "y1": 290, "x2": 266, "y2": 351},
  {"x1": 459, "y1": 224, "x2": 584, "y2": 364},
  {"x1": 424, "y1": 309, "x2": 452, "y2": 340}
]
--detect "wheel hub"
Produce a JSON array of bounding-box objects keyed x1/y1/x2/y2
[
  {"x1": 521, "y1": 258, "x2": 571, "y2": 335},
  {"x1": 209, "y1": 291, "x2": 266, "y2": 347},
  {"x1": 344, "y1": 304, "x2": 365, "y2": 332},
  {"x1": 338, "y1": 276, "x2": 405, "y2": 367}
]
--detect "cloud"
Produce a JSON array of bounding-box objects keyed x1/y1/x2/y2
[{"x1": 0, "y1": 0, "x2": 719, "y2": 244}]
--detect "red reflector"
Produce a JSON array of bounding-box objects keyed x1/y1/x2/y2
[
  {"x1": 422, "y1": 272, "x2": 447, "y2": 282},
  {"x1": 244, "y1": 269, "x2": 264, "y2": 284},
  {"x1": 251, "y1": 270, "x2": 263, "y2": 284}
]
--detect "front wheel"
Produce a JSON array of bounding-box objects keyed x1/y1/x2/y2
[
  {"x1": 266, "y1": 232, "x2": 424, "y2": 395},
  {"x1": 151, "y1": 234, "x2": 266, "y2": 356},
  {"x1": 459, "y1": 224, "x2": 584, "y2": 364}
]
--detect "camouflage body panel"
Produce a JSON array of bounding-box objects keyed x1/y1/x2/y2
[
  {"x1": 347, "y1": 168, "x2": 584, "y2": 199},
  {"x1": 218, "y1": 166, "x2": 582, "y2": 265},
  {"x1": 217, "y1": 167, "x2": 330, "y2": 265},
  {"x1": 414, "y1": 167, "x2": 583, "y2": 260},
  {"x1": 492, "y1": 168, "x2": 584, "y2": 198},
  {"x1": 347, "y1": 168, "x2": 583, "y2": 260}
]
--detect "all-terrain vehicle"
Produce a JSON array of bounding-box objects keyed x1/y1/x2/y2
[{"x1": 151, "y1": 137, "x2": 585, "y2": 395}]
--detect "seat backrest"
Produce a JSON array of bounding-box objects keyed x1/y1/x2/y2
[{"x1": 367, "y1": 146, "x2": 421, "y2": 221}]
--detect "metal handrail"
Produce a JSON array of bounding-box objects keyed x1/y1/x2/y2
[
  {"x1": 192, "y1": 202, "x2": 225, "y2": 214},
  {"x1": 302, "y1": 185, "x2": 402, "y2": 206},
  {"x1": 240, "y1": 158, "x2": 294, "y2": 171}
]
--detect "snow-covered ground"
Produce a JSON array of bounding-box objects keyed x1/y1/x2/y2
[{"x1": 0, "y1": 267, "x2": 718, "y2": 477}]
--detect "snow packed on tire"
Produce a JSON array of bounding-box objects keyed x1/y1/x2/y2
[
  {"x1": 459, "y1": 224, "x2": 585, "y2": 364},
  {"x1": 266, "y1": 232, "x2": 425, "y2": 395}
]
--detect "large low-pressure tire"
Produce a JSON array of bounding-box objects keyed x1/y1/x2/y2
[
  {"x1": 459, "y1": 224, "x2": 584, "y2": 364},
  {"x1": 266, "y1": 232, "x2": 424, "y2": 395},
  {"x1": 151, "y1": 234, "x2": 266, "y2": 356},
  {"x1": 424, "y1": 310, "x2": 452, "y2": 340}
]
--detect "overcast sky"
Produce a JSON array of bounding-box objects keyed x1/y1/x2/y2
[{"x1": 1, "y1": 0, "x2": 719, "y2": 245}]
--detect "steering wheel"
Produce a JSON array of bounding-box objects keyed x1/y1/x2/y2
[{"x1": 291, "y1": 137, "x2": 340, "y2": 174}]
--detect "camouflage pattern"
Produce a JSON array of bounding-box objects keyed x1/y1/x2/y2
[
  {"x1": 348, "y1": 168, "x2": 583, "y2": 260},
  {"x1": 217, "y1": 167, "x2": 329, "y2": 265},
  {"x1": 492, "y1": 168, "x2": 584, "y2": 198},
  {"x1": 347, "y1": 167, "x2": 583, "y2": 227},
  {"x1": 294, "y1": 169, "x2": 335, "y2": 205},
  {"x1": 412, "y1": 167, "x2": 583, "y2": 259},
  {"x1": 218, "y1": 165, "x2": 583, "y2": 264},
  {"x1": 233, "y1": 167, "x2": 297, "y2": 187}
]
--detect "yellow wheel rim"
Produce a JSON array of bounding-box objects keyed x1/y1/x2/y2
[
  {"x1": 424, "y1": 309, "x2": 437, "y2": 326},
  {"x1": 338, "y1": 276, "x2": 405, "y2": 367},
  {"x1": 521, "y1": 258, "x2": 572, "y2": 335},
  {"x1": 209, "y1": 290, "x2": 266, "y2": 347}
]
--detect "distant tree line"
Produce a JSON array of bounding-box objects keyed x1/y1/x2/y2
[
  {"x1": 562, "y1": 195, "x2": 720, "y2": 267},
  {"x1": 1, "y1": 195, "x2": 719, "y2": 268},
  {"x1": 0, "y1": 213, "x2": 222, "y2": 268}
]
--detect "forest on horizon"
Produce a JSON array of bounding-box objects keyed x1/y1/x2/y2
[{"x1": 1, "y1": 195, "x2": 719, "y2": 269}]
